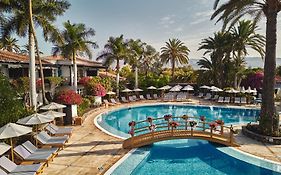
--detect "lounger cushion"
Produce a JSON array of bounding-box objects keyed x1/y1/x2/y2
[
  {"x1": 22, "y1": 141, "x2": 58, "y2": 154},
  {"x1": 0, "y1": 156, "x2": 42, "y2": 173}
]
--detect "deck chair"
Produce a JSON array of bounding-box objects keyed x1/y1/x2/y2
[
  {"x1": 48, "y1": 123, "x2": 72, "y2": 136},
  {"x1": 22, "y1": 141, "x2": 58, "y2": 156},
  {"x1": 14, "y1": 145, "x2": 52, "y2": 164},
  {"x1": 0, "y1": 167, "x2": 37, "y2": 175},
  {"x1": 132, "y1": 95, "x2": 139, "y2": 101},
  {"x1": 110, "y1": 98, "x2": 121, "y2": 104},
  {"x1": 241, "y1": 97, "x2": 247, "y2": 104},
  {"x1": 153, "y1": 94, "x2": 158, "y2": 99},
  {"x1": 0, "y1": 156, "x2": 44, "y2": 174},
  {"x1": 204, "y1": 93, "x2": 212, "y2": 100},
  {"x1": 234, "y1": 97, "x2": 241, "y2": 104},
  {"x1": 146, "y1": 94, "x2": 152, "y2": 100},
  {"x1": 128, "y1": 96, "x2": 136, "y2": 102},
  {"x1": 120, "y1": 97, "x2": 129, "y2": 103},
  {"x1": 35, "y1": 131, "x2": 67, "y2": 148},
  {"x1": 224, "y1": 97, "x2": 230, "y2": 103},
  {"x1": 139, "y1": 95, "x2": 146, "y2": 100},
  {"x1": 218, "y1": 97, "x2": 224, "y2": 103},
  {"x1": 212, "y1": 95, "x2": 219, "y2": 101},
  {"x1": 103, "y1": 99, "x2": 114, "y2": 106},
  {"x1": 198, "y1": 92, "x2": 204, "y2": 98}
]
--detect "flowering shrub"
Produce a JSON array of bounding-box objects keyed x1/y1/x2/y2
[
  {"x1": 181, "y1": 115, "x2": 189, "y2": 120},
  {"x1": 55, "y1": 89, "x2": 83, "y2": 105},
  {"x1": 164, "y1": 114, "x2": 172, "y2": 121},
  {"x1": 89, "y1": 83, "x2": 106, "y2": 97},
  {"x1": 169, "y1": 121, "x2": 180, "y2": 128},
  {"x1": 215, "y1": 119, "x2": 224, "y2": 125},
  {"x1": 79, "y1": 76, "x2": 92, "y2": 86},
  {"x1": 200, "y1": 116, "x2": 206, "y2": 121},
  {"x1": 209, "y1": 122, "x2": 218, "y2": 129},
  {"x1": 128, "y1": 121, "x2": 136, "y2": 127},
  {"x1": 36, "y1": 79, "x2": 42, "y2": 88}
]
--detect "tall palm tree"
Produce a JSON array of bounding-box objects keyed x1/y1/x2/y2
[
  {"x1": 52, "y1": 20, "x2": 98, "y2": 92},
  {"x1": 127, "y1": 39, "x2": 145, "y2": 89},
  {"x1": 230, "y1": 20, "x2": 265, "y2": 88},
  {"x1": 0, "y1": 36, "x2": 21, "y2": 52},
  {"x1": 139, "y1": 45, "x2": 160, "y2": 76},
  {"x1": 160, "y1": 39, "x2": 189, "y2": 78},
  {"x1": 212, "y1": 0, "x2": 280, "y2": 136},
  {"x1": 0, "y1": 0, "x2": 70, "y2": 108},
  {"x1": 97, "y1": 35, "x2": 128, "y2": 96}
]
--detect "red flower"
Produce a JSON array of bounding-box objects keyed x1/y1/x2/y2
[
  {"x1": 215, "y1": 119, "x2": 224, "y2": 125},
  {"x1": 36, "y1": 79, "x2": 42, "y2": 88},
  {"x1": 209, "y1": 122, "x2": 218, "y2": 129},
  {"x1": 164, "y1": 114, "x2": 172, "y2": 121},
  {"x1": 169, "y1": 121, "x2": 180, "y2": 128},
  {"x1": 200, "y1": 116, "x2": 206, "y2": 121},
  {"x1": 91, "y1": 83, "x2": 106, "y2": 97},
  {"x1": 129, "y1": 121, "x2": 136, "y2": 127},
  {"x1": 79, "y1": 76, "x2": 92, "y2": 86},
  {"x1": 56, "y1": 89, "x2": 82, "y2": 105}
]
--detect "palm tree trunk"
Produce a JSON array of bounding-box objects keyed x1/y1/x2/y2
[
  {"x1": 135, "y1": 66, "x2": 138, "y2": 89},
  {"x1": 234, "y1": 73, "x2": 238, "y2": 89},
  {"x1": 171, "y1": 58, "x2": 175, "y2": 78},
  {"x1": 73, "y1": 51, "x2": 78, "y2": 92},
  {"x1": 31, "y1": 24, "x2": 47, "y2": 104},
  {"x1": 28, "y1": 0, "x2": 37, "y2": 110},
  {"x1": 116, "y1": 58, "x2": 120, "y2": 96},
  {"x1": 260, "y1": 3, "x2": 279, "y2": 136}
]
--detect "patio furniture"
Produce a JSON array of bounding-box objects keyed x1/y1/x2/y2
[
  {"x1": 110, "y1": 98, "x2": 121, "y2": 105},
  {"x1": 241, "y1": 97, "x2": 247, "y2": 104},
  {"x1": 204, "y1": 93, "x2": 212, "y2": 100},
  {"x1": 132, "y1": 95, "x2": 139, "y2": 101},
  {"x1": 234, "y1": 97, "x2": 241, "y2": 104},
  {"x1": 128, "y1": 96, "x2": 136, "y2": 102},
  {"x1": 218, "y1": 97, "x2": 224, "y2": 103},
  {"x1": 0, "y1": 156, "x2": 43, "y2": 174},
  {"x1": 153, "y1": 94, "x2": 158, "y2": 99},
  {"x1": 224, "y1": 97, "x2": 230, "y2": 103},
  {"x1": 47, "y1": 123, "x2": 72, "y2": 137},
  {"x1": 211, "y1": 95, "x2": 219, "y2": 101},
  {"x1": 198, "y1": 93, "x2": 204, "y2": 98},
  {"x1": 146, "y1": 94, "x2": 152, "y2": 100},
  {"x1": 22, "y1": 141, "x2": 58, "y2": 156},
  {"x1": 14, "y1": 145, "x2": 52, "y2": 164},
  {"x1": 35, "y1": 131, "x2": 67, "y2": 148},
  {"x1": 120, "y1": 97, "x2": 129, "y2": 103},
  {"x1": 139, "y1": 95, "x2": 146, "y2": 100},
  {"x1": 103, "y1": 99, "x2": 115, "y2": 106}
]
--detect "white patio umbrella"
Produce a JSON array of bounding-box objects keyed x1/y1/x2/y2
[
  {"x1": 244, "y1": 87, "x2": 253, "y2": 94},
  {"x1": 122, "y1": 88, "x2": 133, "y2": 93},
  {"x1": 17, "y1": 113, "x2": 54, "y2": 146},
  {"x1": 40, "y1": 102, "x2": 66, "y2": 110},
  {"x1": 240, "y1": 86, "x2": 246, "y2": 93},
  {"x1": 252, "y1": 88, "x2": 257, "y2": 95},
  {"x1": 225, "y1": 88, "x2": 240, "y2": 93},
  {"x1": 182, "y1": 85, "x2": 194, "y2": 91},
  {"x1": 0, "y1": 123, "x2": 32, "y2": 161},
  {"x1": 147, "y1": 86, "x2": 157, "y2": 90},
  {"x1": 158, "y1": 85, "x2": 172, "y2": 90},
  {"x1": 106, "y1": 91, "x2": 116, "y2": 95},
  {"x1": 211, "y1": 87, "x2": 223, "y2": 92},
  {"x1": 41, "y1": 110, "x2": 66, "y2": 119},
  {"x1": 133, "y1": 88, "x2": 143, "y2": 92},
  {"x1": 169, "y1": 85, "x2": 182, "y2": 92},
  {"x1": 0, "y1": 142, "x2": 11, "y2": 155},
  {"x1": 200, "y1": 85, "x2": 211, "y2": 89}
]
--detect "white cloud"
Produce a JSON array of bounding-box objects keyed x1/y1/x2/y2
[
  {"x1": 159, "y1": 15, "x2": 176, "y2": 29},
  {"x1": 174, "y1": 26, "x2": 183, "y2": 32}
]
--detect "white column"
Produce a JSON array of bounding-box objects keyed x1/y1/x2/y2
[{"x1": 29, "y1": 34, "x2": 37, "y2": 110}]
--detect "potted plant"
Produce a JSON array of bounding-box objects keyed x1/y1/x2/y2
[
  {"x1": 55, "y1": 89, "x2": 82, "y2": 125},
  {"x1": 91, "y1": 83, "x2": 106, "y2": 106},
  {"x1": 128, "y1": 121, "x2": 136, "y2": 136}
]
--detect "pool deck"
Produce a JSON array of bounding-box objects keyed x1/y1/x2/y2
[{"x1": 42, "y1": 99, "x2": 281, "y2": 175}]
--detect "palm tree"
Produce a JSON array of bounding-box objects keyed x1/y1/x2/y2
[
  {"x1": 97, "y1": 35, "x2": 128, "y2": 96},
  {"x1": 0, "y1": 36, "x2": 21, "y2": 52},
  {"x1": 139, "y1": 45, "x2": 160, "y2": 76},
  {"x1": 52, "y1": 20, "x2": 98, "y2": 92},
  {"x1": 160, "y1": 39, "x2": 189, "y2": 78},
  {"x1": 0, "y1": 0, "x2": 70, "y2": 108},
  {"x1": 127, "y1": 39, "x2": 145, "y2": 89},
  {"x1": 230, "y1": 20, "x2": 265, "y2": 88},
  {"x1": 212, "y1": 0, "x2": 280, "y2": 136}
]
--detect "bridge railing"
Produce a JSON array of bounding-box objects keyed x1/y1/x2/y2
[{"x1": 128, "y1": 115, "x2": 235, "y2": 144}]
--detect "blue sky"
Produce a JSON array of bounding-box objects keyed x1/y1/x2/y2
[{"x1": 25, "y1": 0, "x2": 281, "y2": 60}]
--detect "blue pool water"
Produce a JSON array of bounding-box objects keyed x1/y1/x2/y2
[
  {"x1": 112, "y1": 139, "x2": 281, "y2": 175},
  {"x1": 97, "y1": 104, "x2": 260, "y2": 138}
]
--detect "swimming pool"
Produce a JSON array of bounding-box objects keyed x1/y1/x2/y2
[
  {"x1": 96, "y1": 104, "x2": 260, "y2": 138},
  {"x1": 96, "y1": 104, "x2": 281, "y2": 175}
]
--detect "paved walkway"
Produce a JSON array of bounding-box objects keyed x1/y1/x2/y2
[{"x1": 43, "y1": 99, "x2": 281, "y2": 175}]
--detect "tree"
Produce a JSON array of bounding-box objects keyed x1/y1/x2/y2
[
  {"x1": 0, "y1": 36, "x2": 21, "y2": 52},
  {"x1": 212, "y1": 0, "x2": 281, "y2": 136},
  {"x1": 160, "y1": 39, "x2": 190, "y2": 78},
  {"x1": 96, "y1": 35, "x2": 128, "y2": 96},
  {"x1": 139, "y1": 45, "x2": 161, "y2": 76},
  {"x1": 0, "y1": 0, "x2": 70, "y2": 108},
  {"x1": 230, "y1": 20, "x2": 265, "y2": 88},
  {"x1": 127, "y1": 39, "x2": 145, "y2": 89},
  {"x1": 52, "y1": 20, "x2": 98, "y2": 92}
]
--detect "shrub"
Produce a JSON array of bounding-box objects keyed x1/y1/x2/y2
[
  {"x1": 45, "y1": 77, "x2": 64, "y2": 87},
  {"x1": 78, "y1": 76, "x2": 92, "y2": 86},
  {"x1": 91, "y1": 83, "x2": 106, "y2": 97},
  {"x1": 0, "y1": 74, "x2": 28, "y2": 127},
  {"x1": 55, "y1": 89, "x2": 83, "y2": 105},
  {"x1": 78, "y1": 98, "x2": 91, "y2": 116}
]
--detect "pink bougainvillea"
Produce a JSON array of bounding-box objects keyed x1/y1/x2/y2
[
  {"x1": 78, "y1": 76, "x2": 92, "y2": 86},
  {"x1": 36, "y1": 79, "x2": 42, "y2": 88},
  {"x1": 91, "y1": 83, "x2": 106, "y2": 97},
  {"x1": 56, "y1": 89, "x2": 82, "y2": 105}
]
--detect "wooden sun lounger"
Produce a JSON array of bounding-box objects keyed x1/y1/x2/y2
[
  {"x1": 139, "y1": 95, "x2": 146, "y2": 100},
  {"x1": 110, "y1": 98, "x2": 121, "y2": 104},
  {"x1": 35, "y1": 131, "x2": 67, "y2": 148},
  {"x1": 0, "y1": 168, "x2": 37, "y2": 175},
  {"x1": 146, "y1": 94, "x2": 152, "y2": 100},
  {"x1": 22, "y1": 141, "x2": 58, "y2": 157},
  {"x1": 0, "y1": 156, "x2": 44, "y2": 174},
  {"x1": 120, "y1": 97, "x2": 129, "y2": 103}
]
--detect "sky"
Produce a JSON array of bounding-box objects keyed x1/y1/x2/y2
[{"x1": 21, "y1": 0, "x2": 281, "y2": 60}]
